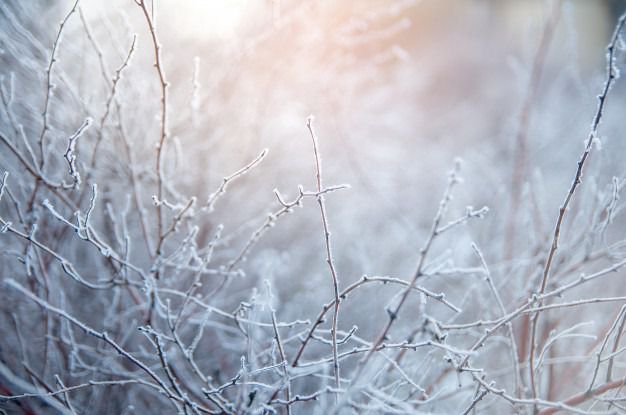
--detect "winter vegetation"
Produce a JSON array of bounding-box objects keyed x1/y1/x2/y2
[{"x1": 2, "y1": 1, "x2": 626, "y2": 414}]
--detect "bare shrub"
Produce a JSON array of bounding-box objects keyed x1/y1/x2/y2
[{"x1": 2, "y1": 1, "x2": 626, "y2": 414}]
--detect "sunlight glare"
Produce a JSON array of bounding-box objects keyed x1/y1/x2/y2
[{"x1": 166, "y1": 0, "x2": 250, "y2": 39}]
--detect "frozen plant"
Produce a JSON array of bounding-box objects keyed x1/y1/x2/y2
[{"x1": 1, "y1": 1, "x2": 626, "y2": 414}]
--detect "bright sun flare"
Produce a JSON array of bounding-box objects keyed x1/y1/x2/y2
[{"x1": 166, "y1": 0, "x2": 250, "y2": 39}]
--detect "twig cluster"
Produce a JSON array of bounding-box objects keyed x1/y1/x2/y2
[{"x1": 1, "y1": 2, "x2": 626, "y2": 414}]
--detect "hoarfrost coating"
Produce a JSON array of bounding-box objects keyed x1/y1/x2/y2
[{"x1": 1, "y1": 1, "x2": 626, "y2": 414}]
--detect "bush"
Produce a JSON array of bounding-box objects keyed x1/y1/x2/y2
[{"x1": 2, "y1": 1, "x2": 626, "y2": 414}]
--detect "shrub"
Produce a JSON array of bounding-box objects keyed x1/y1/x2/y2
[{"x1": 1, "y1": 1, "x2": 626, "y2": 414}]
